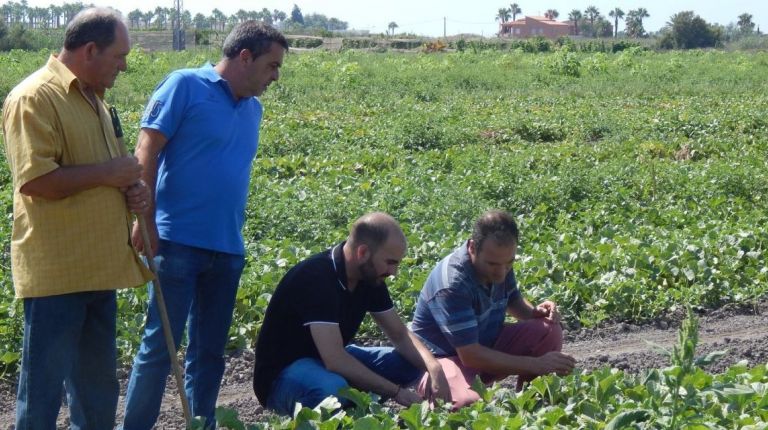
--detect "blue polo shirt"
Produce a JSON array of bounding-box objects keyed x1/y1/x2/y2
[
  {"x1": 410, "y1": 242, "x2": 522, "y2": 357},
  {"x1": 141, "y1": 63, "x2": 261, "y2": 255}
]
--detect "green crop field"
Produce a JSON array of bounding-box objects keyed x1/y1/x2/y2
[{"x1": 1, "y1": 46, "x2": 768, "y2": 427}]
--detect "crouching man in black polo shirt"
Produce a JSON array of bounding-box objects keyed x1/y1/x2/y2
[{"x1": 253, "y1": 212, "x2": 451, "y2": 415}]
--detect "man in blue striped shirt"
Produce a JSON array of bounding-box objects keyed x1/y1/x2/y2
[{"x1": 410, "y1": 210, "x2": 576, "y2": 408}]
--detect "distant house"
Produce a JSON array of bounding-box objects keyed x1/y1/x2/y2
[{"x1": 499, "y1": 16, "x2": 573, "y2": 39}]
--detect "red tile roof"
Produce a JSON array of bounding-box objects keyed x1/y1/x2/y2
[{"x1": 502, "y1": 16, "x2": 572, "y2": 28}]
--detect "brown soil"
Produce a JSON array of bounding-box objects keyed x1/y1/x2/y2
[{"x1": 1, "y1": 300, "x2": 766, "y2": 429}]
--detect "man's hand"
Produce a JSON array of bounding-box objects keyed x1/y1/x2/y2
[
  {"x1": 123, "y1": 180, "x2": 150, "y2": 215},
  {"x1": 424, "y1": 363, "x2": 452, "y2": 404},
  {"x1": 132, "y1": 217, "x2": 159, "y2": 257},
  {"x1": 103, "y1": 156, "x2": 142, "y2": 188},
  {"x1": 532, "y1": 300, "x2": 561, "y2": 324},
  {"x1": 393, "y1": 386, "x2": 424, "y2": 407},
  {"x1": 534, "y1": 351, "x2": 576, "y2": 376}
]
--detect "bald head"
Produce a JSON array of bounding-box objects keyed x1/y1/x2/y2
[
  {"x1": 348, "y1": 212, "x2": 406, "y2": 254},
  {"x1": 344, "y1": 212, "x2": 407, "y2": 287}
]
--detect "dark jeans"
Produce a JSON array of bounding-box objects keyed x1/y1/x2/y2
[
  {"x1": 122, "y1": 240, "x2": 245, "y2": 430},
  {"x1": 16, "y1": 290, "x2": 119, "y2": 430},
  {"x1": 266, "y1": 344, "x2": 423, "y2": 415}
]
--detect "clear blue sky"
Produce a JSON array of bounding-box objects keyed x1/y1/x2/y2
[{"x1": 25, "y1": 0, "x2": 768, "y2": 37}]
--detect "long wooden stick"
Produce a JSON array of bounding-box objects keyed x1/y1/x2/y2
[
  {"x1": 110, "y1": 106, "x2": 192, "y2": 426},
  {"x1": 137, "y1": 215, "x2": 192, "y2": 427}
]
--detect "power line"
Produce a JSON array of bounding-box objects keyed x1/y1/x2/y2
[{"x1": 446, "y1": 18, "x2": 495, "y2": 25}]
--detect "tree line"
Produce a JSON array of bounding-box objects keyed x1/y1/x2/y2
[
  {"x1": 0, "y1": 1, "x2": 348, "y2": 33},
  {"x1": 495, "y1": 3, "x2": 652, "y2": 39},
  {"x1": 494, "y1": 3, "x2": 762, "y2": 47}
]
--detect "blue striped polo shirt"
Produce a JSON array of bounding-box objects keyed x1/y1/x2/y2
[{"x1": 410, "y1": 242, "x2": 521, "y2": 357}]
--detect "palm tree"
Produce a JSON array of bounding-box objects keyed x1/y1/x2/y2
[
  {"x1": 62, "y1": 3, "x2": 81, "y2": 24},
  {"x1": 142, "y1": 11, "x2": 154, "y2": 29},
  {"x1": 193, "y1": 12, "x2": 206, "y2": 29},
  {"x1": 26, "y1": 5, "x2": 37, "y2": 28},
  {"x1": 545, "y1": 9, "x2": 559, "y2": 20},
  {"x1": 496, "y1": 7, "x2": 511, "y2": 23},
  {"x1": 1, "y1": 4, "x2": 10, "y2": 26},
  {"x1": 509, "y1": 3, "x2": 522, "y2": 21},
  {"x1": 47, "y1": 5, "x2": 60, "y2": 28},
  {"x1": 20, "y1": 0, "x2": 29, "y2": 28},
  {"x1": 273, "y1": 9, "x2": 287, "y2": 24},
  {"x1": 227, "y1": 14, "x2": 238, "y2": 28},
  {"x1": 387, "y1": 21, "x2": 398, "y2": 36},
  {"x1": 153, "y1": 6, "x2": 167, "y2": 29},
  {"x1": 260, "y1": 8, "x2": 273, "y2": 24},
  {"x1": 211, "y1": 8, "x2": 226, "y2": 30},
  {"x1": 28, "y1": 6, "x2": 42, "y2": 28},
  {"x1": 584, "y1": 5, "x2": 600, "y2": 37},
  {"x1": 584, "y1": 5, "x2": 600, "y2": 27},
  {"x1": 608, "y1": 8, "x2": 624, "y2": 38},
  {"x1": 39, "y1": 6, "x2": 50, "y2": 28},
  {"x1": 182, "y1": 10, "x2": 192, "y2": 28},
  {"x1": 569, "y1": 9, "x2": 582, "y2": 35},
  {"x1": 633, "y1": 8, "x2": 649, "y2": 25},
  {"x1": 127, "y1": 9, "x2": 142, "y2": 29},
  {"x1": 11, "y1": 1, "x2": 23, "y2": 25},
  {"x1": 625, "y1": 8, "x2": 649, "y2": 38},
  {"x1": 236, "y1": 9, "x2": 249, "y2": 23}
]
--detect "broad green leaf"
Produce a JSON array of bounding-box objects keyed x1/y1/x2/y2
[
  {"x1": 215, "y1": 407, "x2": 246, "y2": 430},
  {"x1": 353, "y1": 416, "x2": 384, "y2": 430},
  {"x1": 605, "y1": 409, "x2": 651, "y2": 430},
  {"x1": 399, "y1": 403, "x2": 425, "y2": 430}
]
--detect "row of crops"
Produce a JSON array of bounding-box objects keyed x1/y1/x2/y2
[{"x1": 208, "y1": 312, "x2": 768, "y2": 429}]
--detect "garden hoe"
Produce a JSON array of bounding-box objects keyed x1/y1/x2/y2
[{"x1": 111, "y1": 107, "x2": 193, "y2": 428}]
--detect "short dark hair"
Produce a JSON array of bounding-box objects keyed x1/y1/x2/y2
[
  {"x1": 64, "y1": 8, "x2": 123, "y2": 51},
  {"x1": 471, "y1": 210, "x2": 519, "y2": 253},
  {"x1": 222, "y1": 21, "x2": 288, "y2": 59}
]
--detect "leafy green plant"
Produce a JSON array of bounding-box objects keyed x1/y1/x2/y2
[{"x1": 0, "y1": 48, "x2": 767, "y2": 383}]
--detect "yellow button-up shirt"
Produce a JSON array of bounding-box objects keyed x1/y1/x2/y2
[{"x1": 2, "y1": 55, "x2": 154, "y2": 298}]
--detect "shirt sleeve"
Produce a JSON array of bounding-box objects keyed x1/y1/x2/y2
[
  {"x1": 2, "y1": 93, "x2": 61, "y2": 189},
  {"x1": 140, "y1": 71, "x2": 190, "y2": 140},
  {"x1": 368, "y1": 284, "x2": 394, "y2": 313},
  {"x1": 426, "y1": 285, "x2": 480, "y2": 349}
]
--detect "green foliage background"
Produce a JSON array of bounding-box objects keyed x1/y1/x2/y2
[{"x1": 0, "y1": 47, "x2": 767, "y2": 376}]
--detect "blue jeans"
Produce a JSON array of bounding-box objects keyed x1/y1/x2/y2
[
  {"x1": 266, "y1": 345, "x2": 423, "y2": 415},
  {"x1": 16, "y1": 291, "x2": 119, "y2": 430},
  {"x1": 122, "y1": 240, "x2": 245, "y2": 430}
]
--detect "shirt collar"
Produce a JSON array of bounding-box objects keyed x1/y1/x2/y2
[
  {"x1": 46, "y1": 55, "x2": 103, "y2": 98},
  {"x1": 201, "y1": 62, "x2": 224, "y2": 83},
  {"x1": 202, "y1": 62, "x2": 244, "y2": 103},
  {"x1": 330, "y1": 241, "x2": 349, "y2": 291},
  {"x1": 460, "y1": 241, "x2": 493, "y2": 291}
]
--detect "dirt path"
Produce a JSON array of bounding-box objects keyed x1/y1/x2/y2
[{"x1": 1, "y1": 301, "x2": 766, "y2": 428}]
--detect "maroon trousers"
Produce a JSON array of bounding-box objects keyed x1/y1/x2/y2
[{"x1": 417, "y1": 318, "x2": 563, "y2": 409}]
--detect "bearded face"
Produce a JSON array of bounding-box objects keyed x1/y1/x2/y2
[{"x1": 359, "y1": 258, "x2": 386, "y2": 286}]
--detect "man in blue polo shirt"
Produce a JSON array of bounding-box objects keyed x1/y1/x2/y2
[
  {"x1": 410, "y1": 210, "x2": 576, "y2": 409},
  {"x1": 122, "y1": 21, "x2": 287, "y2": 429}
]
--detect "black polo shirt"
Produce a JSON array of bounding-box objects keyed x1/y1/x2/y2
[{"x1": 252, "y1": 242, "x2": 394, "y2": 405}]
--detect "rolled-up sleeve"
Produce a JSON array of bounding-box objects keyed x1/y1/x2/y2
[{"x1": 3, "y1": 93, "x2": 61, "y2": 190}]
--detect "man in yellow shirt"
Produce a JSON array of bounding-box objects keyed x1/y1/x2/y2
[{"x1": 2, "y1": 8, "x2": 153, "y2": 428}]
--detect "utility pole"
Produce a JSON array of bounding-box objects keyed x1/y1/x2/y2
[
  {"x1": 443, "y1": 16, "x2": 446, "y2": 38},
  {"x1": 172, "y1": 0, "x2": 185, "y2": 50}
]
